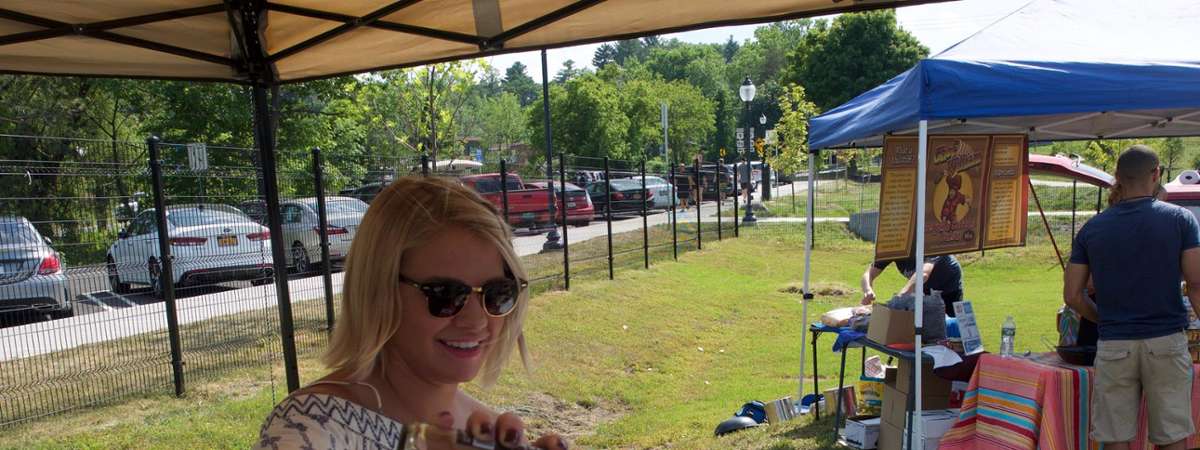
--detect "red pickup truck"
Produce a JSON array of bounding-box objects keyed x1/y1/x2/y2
[{"x1": 460, "y1": 173, "x2": 554, "y2": 230}]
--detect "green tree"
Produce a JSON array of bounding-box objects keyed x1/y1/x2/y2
[
  {"x1": 592, "y1": 43, "x2": 618, "y2": 68},
  {"x1": 786, "y1": 11, "x2": 926, "y2": 111},
  {"x1": 771, "y1": 84, "x2": 818, "y2": 177},
  {"x1": 554, "y1": 59, "x2": 585, "y2": 83},
  {"x1": 527, "y1": 75, "x2": 629, "y2": 161},
  {"x1": 478, "y1": 92, "x2": 526, "y2": 160},
  {"x1": 1161, "y1": 137, "x2": 1185, "y2": 180},
  {"x1": 503, "y1": 62, "x2": 539, "y2": 107}
]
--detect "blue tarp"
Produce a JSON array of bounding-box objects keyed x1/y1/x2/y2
[{"x1": 808, "y1": 0, "x2": 1200, "y2": 150}]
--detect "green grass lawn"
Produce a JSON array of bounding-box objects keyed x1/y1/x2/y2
[{"x1": 1, "y1": 221, "x2": 1068, "y2": 449}]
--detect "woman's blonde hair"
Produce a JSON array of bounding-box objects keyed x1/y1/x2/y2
[{"x1": 323, "y1": 176, "x2": 529, "y2": 387}]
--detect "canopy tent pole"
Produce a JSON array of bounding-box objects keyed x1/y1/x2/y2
[
  {"x1": 911, "y1": 120, "x2": 928, "y2": 449},
  {"x1": 1029, "y1": 178, "x2": 1066, "y2": 270},
  {"x1": 798, "y1": 149, "x2": 816, "y2": 402}
]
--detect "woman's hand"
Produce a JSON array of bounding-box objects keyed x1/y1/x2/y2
[{"x1": 464, "y1": 410, "x2": 568, "y2": 450}]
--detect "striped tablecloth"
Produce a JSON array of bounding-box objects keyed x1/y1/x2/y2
[{"x1": 938, "y1": 353, "x2": 1200, "y2": 450}]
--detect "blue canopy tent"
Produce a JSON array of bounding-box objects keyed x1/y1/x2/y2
[{"x1": 798, "y1": 0, "x2": 1200, "y2": 445}]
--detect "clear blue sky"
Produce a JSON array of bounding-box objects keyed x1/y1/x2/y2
[{"x1": 483, "y1": 0, "x2": 1030, "y2": 79}]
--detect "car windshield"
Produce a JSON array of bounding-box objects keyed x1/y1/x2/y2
[
  {"x1": 168, "y1": 208, "x2": 251, "y2": 227},
  {"x1": 472, "y1": 178, "x2": 523, "y2": 193},
  {"x1": 305, "y1": 199, "x2": 368, "y2": 214},
  {"x1": 0, "y1": 221, "x2": 40, "y2": 245}
]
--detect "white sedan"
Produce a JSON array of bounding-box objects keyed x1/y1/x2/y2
[
  {"x1": 107, "y1": 204, "x2": 273, "y2": 297},
  {"x1": 279, "y1": 197, "x2": 367, "y2": 273},
  {"x1": 620, "y1": 175, "x2": 677, "y2": 210}
]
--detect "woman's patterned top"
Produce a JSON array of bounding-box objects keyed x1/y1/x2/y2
[{"x1": 254, "y1": 393, "x2": 405, "y2": 450}]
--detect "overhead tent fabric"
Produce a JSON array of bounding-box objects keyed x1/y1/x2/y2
[
  {"x1": 0, "y1": 0, "x2": 947, "y2": 83},
  {"x1": 808, "y1": 0, "x2": 1200, "y2": 150}
]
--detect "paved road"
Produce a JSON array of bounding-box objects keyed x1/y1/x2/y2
[{"x1": 0, "y1": 179, "x2": 917, "y2": 361}]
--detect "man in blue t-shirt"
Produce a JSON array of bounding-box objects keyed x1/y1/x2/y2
[
  {"x1": 1065, "y1": 145, "x2": 1200, "y2": 450},
  {"x1": 861, "y1": 254, "x2": 964, "y2": 316}
]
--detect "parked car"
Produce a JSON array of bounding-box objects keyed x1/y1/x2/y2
[
  {"x1": 0, "y1": 217, "x2": 71, "y2": 318},
  {"x1": 460, "y1": 173, "x2": 554, "y2": 230},
  {"x1": 339, "y1": 182, "x2": 388, "y2": 204},
  {"x1": 279, "y1": 196, "x2": 367, "y2": 273},
  {"x1": 700, "y1": 165, "x2": 736, "y2": 200},
  {"x1": 526, "y1": 181, "x2": 594, "y2": 227},
  {"x1": 238, "y1": 199, "x2": 268, "y2": 225},
  {"x1": 586, "y1": 179, "x2": 653, "y2": 216},
  {"x1": 620, "y1": 175, "x2": 677, "y2": 210},
  {"x1": 107, "y1": 204, "x2": 273, "y2": 297}
]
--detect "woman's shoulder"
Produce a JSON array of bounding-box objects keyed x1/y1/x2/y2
[{"x1": 253, "y1": 392, "x2": 404, "y2": 450}]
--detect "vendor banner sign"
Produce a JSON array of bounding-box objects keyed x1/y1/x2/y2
[{"x1": 875, "y1": 135, "x2": 1028, "y2": 261}]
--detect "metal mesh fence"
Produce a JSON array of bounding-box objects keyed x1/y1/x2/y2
[{"x1": 0, "y1": 140, "x2": 751, "y2": 427}]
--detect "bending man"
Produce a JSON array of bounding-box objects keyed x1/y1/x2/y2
[{"x1": 860, "y1": 254, "x2": 964, "y2": 317}]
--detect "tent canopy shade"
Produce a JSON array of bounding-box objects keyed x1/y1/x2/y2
[
  {"x1": 0, "y1": 0, "x2": 951, "y2": 84},
  {"x1": 808, "y1": 0, "x2": 1200, "y2": 150}
]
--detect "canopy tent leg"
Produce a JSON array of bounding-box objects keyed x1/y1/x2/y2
[
  {"x1": 798, "y1": 149, "x2": 816, "y2": 403},
  {"x1": 254, "y1": 84, "x2": 300, "y2": 392},
  {"x1": 910, "y1": 120, "x2": 928, "y2": 450},
  {"x1": 1029, "y1": 178, "x2": 1065, "y2": 270}
]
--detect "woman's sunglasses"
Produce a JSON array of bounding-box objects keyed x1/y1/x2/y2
[{"x1": 398, "y1": 274, "x2": 527, "y2": 318}]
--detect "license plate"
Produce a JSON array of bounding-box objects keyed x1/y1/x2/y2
[
  {"x1": 567, "y1": 202, "x2": 577, "y2": 208},
  {"x1": 522, "y1": 212, "x2": 535, "y2": 220},
  {"x1": 631, "y1": 194, "x2": 641, "y2": 200},
  {"x1": 218, "y1": 235, "x2": 237, "y2": 246}
]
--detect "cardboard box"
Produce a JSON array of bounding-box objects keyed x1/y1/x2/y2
[
  {"x1": 840, "y1": 415, "x2": 881, "y2": 449},
  {"x1": 878, "y1": 420, "x2": 903, "y2": 450},
  {"x1": 894, "y1": 359, "x2": 953, "y2": 398},
  {"x1": 868, "y1": 306, "x2": 915, "y2": 345},
  {"x1": 882, "y1": 383, "x2": 951, "y2": 428},
  {"x1": 878, "y1": 410, "x2": 959, "y2": 450}
]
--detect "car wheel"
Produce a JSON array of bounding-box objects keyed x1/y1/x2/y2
[
  {"x1": 291, "y1": 242, "x2": 310, "y2": 274},
  {"x1": 107, "y1": 256, "x2": 130, "y2": 294},
  {"x1": 49, "y1": 292, "x2": 74, "y2": 319}
]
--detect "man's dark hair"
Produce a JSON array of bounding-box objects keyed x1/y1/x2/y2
[{"x1": 1115, "y1": 144, "x2": 1160, "y2": 183}]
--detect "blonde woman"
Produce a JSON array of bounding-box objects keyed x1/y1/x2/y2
[{"x1": 255, "y1": 177, "x2": 564, "y2": 450}]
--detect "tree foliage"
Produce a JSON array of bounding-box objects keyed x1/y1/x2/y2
[
  {"x1": 786, "y1": 10, "x2": 927, "y2": 111},
  {"x1": 771, "y1": 84, "x2": 818, "y2": 176}
]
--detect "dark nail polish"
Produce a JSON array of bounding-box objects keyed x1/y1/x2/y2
[
  {"x1": 504, "y1": 429, "x2": 518, "y2": 445},
  {"x1": 438, "y1": 411, "x2": 452, "y2": 419},
  {"x1": 479, "y1": 421, "x2": 492, "y2": 436},
  {"x1": 558, "y1": 440, "x2": 569, "y2": 450}
]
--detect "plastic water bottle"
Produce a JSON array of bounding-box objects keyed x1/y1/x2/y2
[{"x1": 1000, "y1": 316, "x2": 1016, "y2": 357}]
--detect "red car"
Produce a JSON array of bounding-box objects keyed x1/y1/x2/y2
[
  {"x1": 460, "y1": 173, "x2": 554, "y2": 230},
  {"x1": 527, "y1": 181, "x2": 594, "y2": 227}
]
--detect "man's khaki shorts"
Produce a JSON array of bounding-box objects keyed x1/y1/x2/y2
[{"x1": 1092, "y1": 332, "x2": 1194, "y2": 444}]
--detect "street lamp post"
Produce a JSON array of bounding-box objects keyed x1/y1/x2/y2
[
  {"x1": 739, "y1": 77, "x2": 757, "y2": 225},
  {"x1": 540, "y1": 49, "x2": 563, "y2": 252},
  {"x1": 759, "y1": 113, "x2": 771, "y2": 201}
]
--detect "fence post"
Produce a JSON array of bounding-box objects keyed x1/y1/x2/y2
[
  {"x1": 311, "y1": 148, "x2": 335, "y2": 333},
  {"x1": 716, "y1": 159, "x2": 723, "y2": 241},
  {"x1": 733, "y1": 160, "x2": 740, "y2": 238},
  {"x1": 604, "y1": 157, "x2": 614, "y2": 280},
  {"x1": 641, "y1": 159, "x2": 649, "y2": 269},
  {"x1": 695, "y1": 159, "x2": 701, "y2": 250},
  {"x1": 559, "y1": 153, "x2": 570, "y2": 290},
  {"x1": 670, "y1": 162, "x2": 678, "y2": 261},
  {"x1": 500, "y1": 159, "x2": 510, "y2": 225},
  {"x1": 421, "y1": 154, "x2": 430, "y2": 176},
  {"x1": 147, "y1": 136, "x2": 185, "y2": 397}
]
